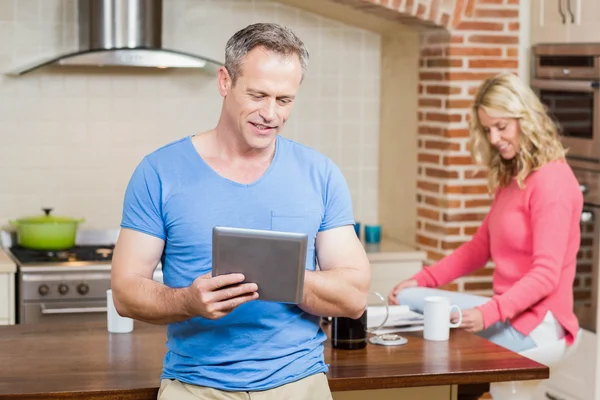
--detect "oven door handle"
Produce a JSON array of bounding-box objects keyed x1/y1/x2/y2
[
  {"x1": 40, "y1": 304, "x2": 107, "y2": 315},
  {"x1": 531, "y1": 78, "x2": 599, "y2": 92}
]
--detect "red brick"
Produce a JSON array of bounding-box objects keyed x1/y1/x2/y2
[
  {"x1": 447, "y1": 47, "x2": 503, "y2": 56},
  {"x1": 419, "y1": 98, "x2": 443, "y2": 108},
  {"x1": 444, "y1": 129, "x2": 470, "y2": 138},
  {"x1": 443, "y1": 212, "x2": 487, "y2": 222},
  {"x1": 452, "y1": 0, "x2": 466, "y2": 26},
  {"x1": 417, "y1": 180, "x2": 440, "y2": 193},
  {"x1": 508, "y1": 22, "x2": 520, "y2": 31},
  {"x1": 417, "y1": 234, "x2": 439, "y2": 248},
  {"x1": 418, "y1": 126, "x2": 444, "y2": 135},
  {"x1": 465, "y1": 169, "x2": 487, "y2": 179},
  {"x1": 469, "y1": 35, "x2": 519, "y2": 45},
  {"x1": 444, "y1": 155, "x2": 473, "y2": 165},
  {"x1": 418, "y1": 153, "x2": 441, "y2": 164},
  {"x1": 424, "y1": 196, "x2": 462, "y2": 208},
  {"x1": 426, "y1": 113, "x2": 462, "y2": 123},
  {"x1": 454, "y1": 21, "x2": 504, "y2": 31},
  {"x1": 418, "y1": 207, "x2": 440, "y2": 221},
  {"x1": 465, "y1": 0, "x2": 476, "y2": 16},
  {"x1": 426, "y1": 85, "x2": 462, "y2": 95},
  {"x1": 442, "y1": 240, "x2": 465, "y2": 250},
  {"x1": 463, "y1": 226, "x2": 479, "y2": 235},
  {"x1": 464, "y1": 281, "x2": 493, "y2": 291},
  {"x1": 445, "y1": 99, "x2": 473, "y2": 109},
  {"x1": 421, "y1": 48, "x2": 444, "y2": 57},
  {"x1": 426, "y1": 33, "x2": 451, "y2": 44},
  {"x1": 447, "y1": 71, "x2": 498, "y2": 81},
  {"x1": 425, "y1": 140, "x2": 461, "y2": 151},
  {"x1": 440, "y1": 283, "x2": 459, "y2": 291},
  {"x1": 425, "y1": 168, "x2": 460, "y2": 179},
  {"x1": 427, "y1": 250, "x2": 447, "y2": 262},
  {"x1": 475, "y1": 8, "x2": 519, "y2": 18},
  {"x1": 420, "y1": 72, "x2": 444, "y2": 81},
  {"x1": 427, "y1": 58, "x2": 463, "y2": 68},
  {"x1": 469, "y1": 59, "x2": 519, "y2": 69},
  {"x1": 444, "y1": 184, "x2": 489, "y2": 194},
  {"x1": 425, "y1": 222, "x2": 461, "y2": 235},
  {"x1": 464, "y1": 198, "x2": 492, "y2": 208}
]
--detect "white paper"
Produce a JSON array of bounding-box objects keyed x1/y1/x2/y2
[{"x1": 367, "y1": 304, "x2": 424, "y2": 329}]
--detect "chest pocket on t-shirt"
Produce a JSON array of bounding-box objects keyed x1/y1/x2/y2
[
  {"x1": 270, "y1": 210, "x2": 321, "y2": 253},
  {"x1": 271, "y1": 211, "x2": 320, "y2": 233}
]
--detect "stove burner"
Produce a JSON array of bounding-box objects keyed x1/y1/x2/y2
[{"x1": 10, "y1": 245, "x2": 115, "y2": 264}]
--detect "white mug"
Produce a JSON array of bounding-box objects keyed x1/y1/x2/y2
[
  {"x1": 106, "y1": 289, "x2": 134, "y2": 334},
  {"x1": 423, "y1": 296, "x2": 462, "y2": 341}
]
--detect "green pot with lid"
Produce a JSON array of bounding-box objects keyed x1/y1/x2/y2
[{"x1": 10, "y1": 208, "x2": 85, "y2": 250}]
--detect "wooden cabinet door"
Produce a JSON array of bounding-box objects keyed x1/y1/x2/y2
[
  {"x1": 568, "y1": 0, "x2": 600, "y2": 43},
  {"x1": 332, "y1": 385, "x2": 452, "y2": 400},
  {"x1": 531, "y1": 0, "x2": 571, "y2": 44},
  {"x1": 369, "y1": 260, "x2": 422, "y2": 301}
]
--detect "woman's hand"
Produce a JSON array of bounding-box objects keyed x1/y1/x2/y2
[
  {"x1": 387, "y1": 279, "x2": 418, "y2": 305},
  {"x1": 452, "y1": 307, "x2": 484, "y2": 333}
]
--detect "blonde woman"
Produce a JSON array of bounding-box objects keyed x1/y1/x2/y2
[{"x1": 388, "y1": 72, "x2": 583, "y2": 352}]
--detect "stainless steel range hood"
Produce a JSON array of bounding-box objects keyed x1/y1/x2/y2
[{"x1": 7, "y1": 0, "x2": 222, "y2": 76}]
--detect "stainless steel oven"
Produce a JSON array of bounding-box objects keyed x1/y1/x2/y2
[
  {"x1": 531, "y1": 43, "x2": 600, "y2": 168},
  {"x1": 0, "y1": 229, "x2": 163, "y2": 325}
]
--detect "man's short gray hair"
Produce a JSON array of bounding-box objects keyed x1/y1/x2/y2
[{"x1": 225, "y1": 23, "x2": 309, "y2": 85}]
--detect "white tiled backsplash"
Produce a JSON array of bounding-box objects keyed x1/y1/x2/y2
[{"x1": 0, "y1": 0, "x2": 381, "y2": 229}]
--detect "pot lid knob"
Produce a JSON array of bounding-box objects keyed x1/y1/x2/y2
[{"x1": 42, "y1": 208, "x2": 53, "y2": 216}]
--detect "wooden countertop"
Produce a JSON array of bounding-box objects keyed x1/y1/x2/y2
[
  {"x1": 0, "y1": 320, "x2": 548, "y2": 399},
  {"x1": 365, "y1": 238, "x2": 427, "y2": 262}
]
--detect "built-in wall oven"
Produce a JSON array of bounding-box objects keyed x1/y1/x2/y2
[
  {"x1": 531, "y1": 43, "x2": 600, "y2": 167},
  {"x1": 531, "y1": 44, "x2": 600, "y2": 334}
]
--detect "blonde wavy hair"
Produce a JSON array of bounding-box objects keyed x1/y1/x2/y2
[{"x1": 469, "y1": 72, "x2": 566, "y2": 193}]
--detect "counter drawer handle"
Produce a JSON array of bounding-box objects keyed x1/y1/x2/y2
[
  {"x1": 545, "y1": 392, "x2": 564, "y2": 400},
  {"x1": 40, "y1": 305, "x2": 107, "y2": 314}
]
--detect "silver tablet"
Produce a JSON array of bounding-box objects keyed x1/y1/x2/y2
[{"x1": 212, "y1": 226, "x2": 308, "y2": 304}]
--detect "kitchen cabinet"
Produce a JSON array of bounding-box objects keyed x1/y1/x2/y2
[
  {"x1": 333, "y1": 386, "x2": 453, "y2": 400},
  {"x1": 531, "y1": 0, "x2": 600, "y2": 44},
  {"x1": 0, "y1": 251, "x2": 15, "y2": 326},
  {"x1": 0, "y1": 273, "x2": 15, "y2": 325},
  {"x1": 366, "y1": 240, "x2": 426, "y2": 300}
]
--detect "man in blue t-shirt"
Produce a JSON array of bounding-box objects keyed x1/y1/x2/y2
[{"x1": 111, "y1": 23, "x2": 370, "y2": 400}]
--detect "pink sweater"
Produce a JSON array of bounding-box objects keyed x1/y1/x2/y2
[{"x1": 412, "y1": 161, "x2": 583, "y2": 345}]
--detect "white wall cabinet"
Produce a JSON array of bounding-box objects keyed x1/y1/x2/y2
[
  {"x1": 367, "y1": 241, "x2": 425, "y2": 301},
  {"x1": 531, "y1": 0, "x2": 600, "y2": 44},
  {"x1": 0, "y1": 271, "x2": 15, "y2": 325}
]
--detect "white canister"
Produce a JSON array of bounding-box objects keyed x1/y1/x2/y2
[{"x1": 106, "y1": 289, "x2": 134, "y2": 334}]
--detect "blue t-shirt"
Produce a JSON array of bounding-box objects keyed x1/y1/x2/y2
[{"x1": 120, "y1": 135, "x2": 355, "y2": 391}]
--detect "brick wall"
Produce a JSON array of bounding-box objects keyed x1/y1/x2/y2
[{"x1": 415, "y1": 0, "x2": 520, "y2": 295}]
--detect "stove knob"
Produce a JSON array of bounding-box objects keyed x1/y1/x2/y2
[
  {"x1": 38, "y1": 284, "x2": 50, "y2": 296},
  {"x1": 77, "y1": 283, "x2": 89, "y2": 295},
  {"x1": 58, "y1": 284, "x2": 69, "y2": 295}
]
